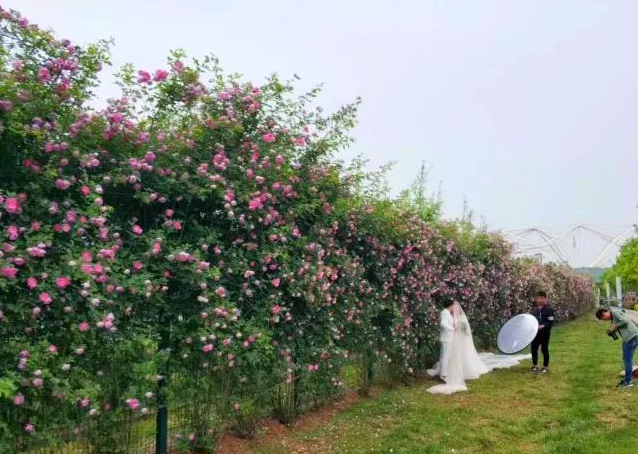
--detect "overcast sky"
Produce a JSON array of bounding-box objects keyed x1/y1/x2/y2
[{"x1": 11, "y1": 0, "x2": 638, "y2": 265}]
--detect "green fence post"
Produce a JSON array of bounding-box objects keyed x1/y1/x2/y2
[{"x1": 155, "y1": 377, "x2": 168, "y2": 454}]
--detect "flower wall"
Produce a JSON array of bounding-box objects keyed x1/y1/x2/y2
[{"x1": 0, "y1": 7, "x2": 594, "y2": 453}]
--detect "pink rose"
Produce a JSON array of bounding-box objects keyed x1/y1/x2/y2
[
  {"x1": 1, "y1": 267, "x2": 18, "y2": 279},
  {"x1": 125, "y1": 398, "x2": 140, "y2": 410},
  {"x1": 38, "y1": 66, "x2": 51, "y2": 82},
  {"x1": 132, "y1": 225, "x2": 143, "y2": 235},
  {"x1": 137, "y1": 71, "x2": 151, "y2": 84},
  {"x1": 272, "y1": 305, "x2": 282, "y2": 315},
  {"x1": 262, "y1": 132, "x2": 276, "y2": 143},
  {"x1": 55, "y1": 179, "x2": 71, "y2": 190},
  {"x1": 14, "y1": 393, "x2": 25, "y2": 406},
  {"x1": 39, "y1": 293, "x2": 53, "y2": 305},
  {"x1": 153, "y1": 69, "x2": 168, "y2": 82},
  {"x1": 55, "y1": 276, "x2": 71, "y2": 289},
  {"x1": 171, "y1": 61, "x2": 184, "y2": 73},
  {"x1": 27, "y1": 247, "x2": 46, "y2": 258},
  {"x1": 202, "y1": 344, "x2": 214, "y2": 353},
  {"x1": 7, "y1": 225, "x2": 20, "y2": 241},
  {"x1": 272, "y1": 278, "x2": 281, "y2": 288},
  {"x1": 3, "y1": 197, "x2": 21, "y2": 214},
  {"x1": 79, "y1": 322, "x2": 89, "y2": 332}
]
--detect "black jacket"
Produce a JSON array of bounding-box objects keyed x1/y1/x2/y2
[{"x1": 530, "y1": 305, "x2": 555, "y2": 331}]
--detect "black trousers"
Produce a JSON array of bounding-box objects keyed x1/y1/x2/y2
[{"x1": 531, "y1": 329, "x2": 551, "y2": 367}]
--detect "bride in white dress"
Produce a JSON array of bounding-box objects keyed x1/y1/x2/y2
[{"x1": 426, "y1": 302, "x2": 530, "y2": 395}]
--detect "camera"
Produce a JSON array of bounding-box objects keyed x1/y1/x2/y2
[{"x1": 607, "y1": 330, "x2": 619, "y2": 341}]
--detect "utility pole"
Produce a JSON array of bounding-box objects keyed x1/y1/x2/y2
[{"x1": 616, "y1": 276, "x2": 623, "y2": 308}]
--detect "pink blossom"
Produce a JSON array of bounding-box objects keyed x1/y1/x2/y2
[
  {"x1": 79, "y1": 322, "x2": 90, "y2": 332},
  {"x1": 137, "y1": 70, "x2": 152, "y2": 84},
  {"x1": 24, "y1": 423, "x2": 35, "y2": 432},
  {"x1": 202, "y1": 343, "x2": 214, "y2": 353},
  {"x1": 4, "y1": 197, "x2": 22, "y2": 214},
  {"x1": 272, "y1": 305, "x2": 282, "y2": 315},
  {"x1": 153, "y1": 69, "x2": 168, "y2": 82},
  {"x1": 55, "y1": 276, "x2": 71, "y2": 289},
  {"x1": 39, "y1": 293, "x2": 53, "y2": 305},
  {"x1": 262, "y1": 132, "x2": 276, "y2": 143},
  {"x1": 26, "y1": 277, "x2": 38, "y2": 289},
  {"x1": 272, "y1": 278, "x2": 281, "y2": 287},
  {"x1": 126, "y1": 398, "x2": 140, "y2": 410},
  {"x1": 1, "y1": 267, "x2": 18, "y2": 279},
  {"x1": 7, "y1": 225, "x2": 20, "y2": 241},
  {"x1": 13, "y1": 393, "x2": 25, "y2": 406},
  {"x1": 48, "y1": 344, "x2": 58, "y2": 353},
  {"x1": 132, "y1": 225, "x2": 143, "y2": 235},
  {"x1": 55, "y1": 179, "x2": 71, "y2": 190},
  {"x1": 215, "y1": 287, "x2": 227, "y2": 298},
  {"x1": 38, "y1": 67, "x2": 51, "y2": 82},
  {"x1": 0, "y1": 99, "x2": 13, "y2": 111},
  {"x1": 248, "y1": 197, "x2": 263, "y2": 211},
  {"x1": 27, "y1": 247, "x2": 46, "y2": 258},
  {"x1": 171, "y1": 61, "x2": 185, "y2": 73}
]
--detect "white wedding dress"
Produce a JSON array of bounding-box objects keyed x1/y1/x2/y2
[{"x1": 426, "y1": 305, "x2": 530, "y2": 395}]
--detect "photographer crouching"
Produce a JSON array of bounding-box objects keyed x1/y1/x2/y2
[{"x1": 596, "y1": 306, "x2": 638, "y2": 389}]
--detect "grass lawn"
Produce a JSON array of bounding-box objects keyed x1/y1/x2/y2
[{"x1": 229, "y1": 314, "x2": 638, "y2": 454}]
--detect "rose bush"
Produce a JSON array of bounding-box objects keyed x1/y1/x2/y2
[{"x1": 0, "y1": 6, "x2": 594, "y2": 453}]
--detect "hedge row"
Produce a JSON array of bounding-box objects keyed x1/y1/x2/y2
[{"x1": 0, "y1": 7, "x2": 594, "y2": 453}]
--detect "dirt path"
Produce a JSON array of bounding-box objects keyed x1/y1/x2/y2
[{"x1": 216, "y1": 390, "x2": 364, "y2": 454}]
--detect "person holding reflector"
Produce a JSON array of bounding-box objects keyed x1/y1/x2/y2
[{"x1": 529, "y1": 291, "x2": 555, "y2": 374}]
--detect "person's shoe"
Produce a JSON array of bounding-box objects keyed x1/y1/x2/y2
[
  {"x1": 531, "y1": 366, "x2": 539, "y2": 373},
  {"x1": 617, "y1": 381, "x2": 634, "y2": 389},
  {"x1": 540, "y1": 367, "x2": 548, "y2": 375}
]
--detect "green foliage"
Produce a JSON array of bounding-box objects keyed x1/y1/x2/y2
[{"x1": 602, "y1": 234, "x2": 638, "y2": 292}]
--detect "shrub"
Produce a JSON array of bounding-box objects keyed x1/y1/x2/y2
[{"x1": 0, "y1": 6, "x2": 594, "y2": 453}]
